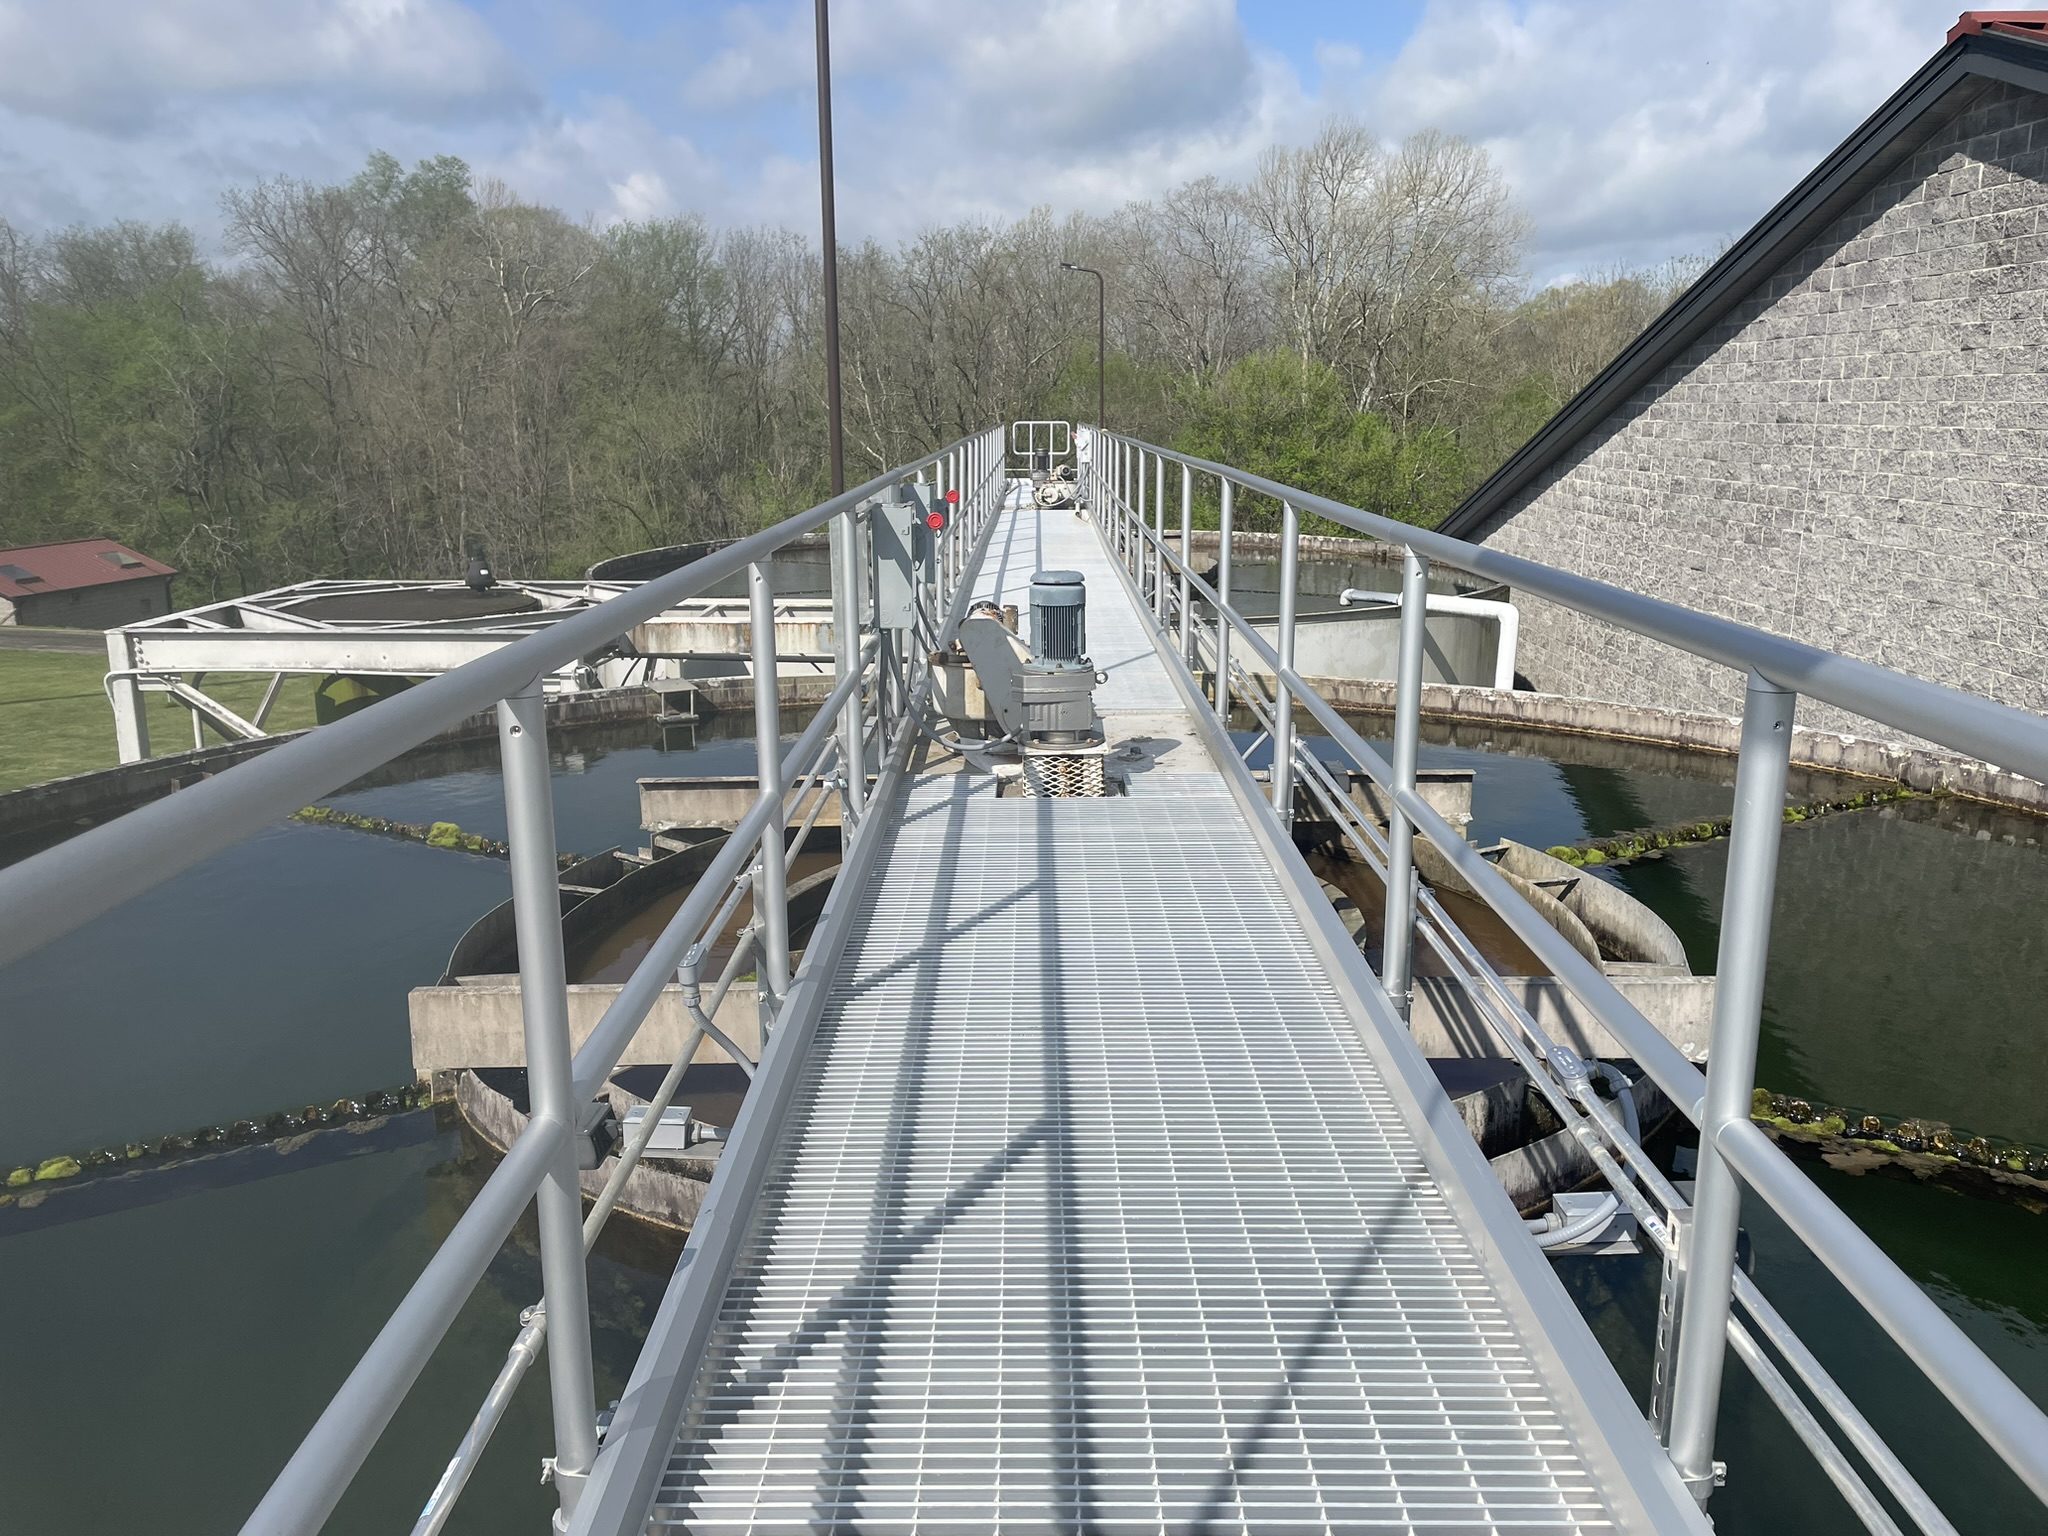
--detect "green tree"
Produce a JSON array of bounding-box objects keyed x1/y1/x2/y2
[{"x1": 1175, "y1": 351, "x2": 1465, "y2": 530}]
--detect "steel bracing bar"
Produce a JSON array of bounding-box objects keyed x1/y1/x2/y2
[
  {"x1": 1097, "y1": 434, "x2": 2048, "y2": 785},
  {"x1": 565, "y1": 597, "x2": 874, "y2": 1106},
  {"x1": 1272, "y1": 716, "x2": 1947, "y2": 1535},
  {"x1": 0, "y1": 431, "x2": 999, "y2": 971}
]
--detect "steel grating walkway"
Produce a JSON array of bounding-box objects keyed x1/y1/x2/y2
[
  {"x1": 641, "y1": 500, "x2": 1653, "y2": 1534},
  {"x1": 971, "y1": 496, "x2": 1181, "y2": 713}
]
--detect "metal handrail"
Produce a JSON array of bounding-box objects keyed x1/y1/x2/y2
[
  {"x1": 0, "y1": 438, "x2": 992, "y2": 971},
  {"x1": 561, "y1": 466, "x2": 1015, "y2": 1536},
  {"x1": 1114, "y1": 438, "x2": 2048, "y2": 785},
  {"x1": 264, "y1": 428, "x2": 1004, "y2": 1534},
  {"x1": 1093, "y1": 429, "x2": 2048, "y2": 1521},
  {"x1": 0, "y1": 426, "x2": 1005, "y2": 1535}
]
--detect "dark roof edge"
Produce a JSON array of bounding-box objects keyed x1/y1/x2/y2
[{"x1": 1438, "y1": 30, "x2": 2048, "y2": 541}]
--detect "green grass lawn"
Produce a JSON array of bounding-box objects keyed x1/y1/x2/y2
[{"x1": 0, "y1": 651, "x2": 323, "y2": 792}]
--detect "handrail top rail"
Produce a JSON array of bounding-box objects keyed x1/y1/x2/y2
[
  {"x1": 1100, "y1": 431, "x2": 2048, "y2": 787},
  {"x1": 0, "y1": 430, "x2": 995, "y2": 972}
]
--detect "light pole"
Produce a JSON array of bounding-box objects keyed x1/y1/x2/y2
[
  {"x1": 1060, "y1": 261, "x2": 1105, "y2": 432},
  {"x1": 816, "y1": 0, "x2": 845, "y2": 496}
]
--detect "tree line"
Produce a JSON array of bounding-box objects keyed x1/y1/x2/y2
[{"x1": 0, "y1": 126, "x2": 1702, "y2": 601}]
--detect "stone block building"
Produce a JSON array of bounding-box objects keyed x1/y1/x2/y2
[{"x1": 1443, "y1": 15, "x2": 2048, "y2": 741}]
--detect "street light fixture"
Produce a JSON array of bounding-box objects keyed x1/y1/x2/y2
[
  {"x1": 815, "y1": 0, "x2": 845, "y2": 495},
  {"x1": 1060, "y1": 261, "x2": 1105, "y2": 433}
]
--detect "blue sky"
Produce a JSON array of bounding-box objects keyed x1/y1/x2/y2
[{"x1": 0, "y1": 1, "x2": 1972, "y2": 284}]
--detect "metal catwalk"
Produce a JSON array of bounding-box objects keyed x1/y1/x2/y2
[{"x1": 633, "y1": 503, "x2": 1697, "y2": 1533}]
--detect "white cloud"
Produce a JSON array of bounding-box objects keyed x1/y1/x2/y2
[
  {"x1": 491, "y1": 96, "x2": 731, "y2": 226},
  {"x1": 0, "y1": 0, "x2": 1988, "y2": 287},
  {"x1": 0, "y1": 0, "x2": 535, "y2": 134},
  {"x1": 652, "y1": 0, "x2": 1310, "y2": 236},
  {"x1": 1333, "y1": 0, "x2": 1965, "y2": 280}
]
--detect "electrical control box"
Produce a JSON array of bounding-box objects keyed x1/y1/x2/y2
[{"x1": 870, "y1": 488, "x2": 921, "y2": 630}]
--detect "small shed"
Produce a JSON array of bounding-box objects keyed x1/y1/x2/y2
[{"x1": 0, "y1": 539, "x2": 178, "y2": 629}]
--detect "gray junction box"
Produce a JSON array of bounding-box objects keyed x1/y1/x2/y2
[{"x1": 869, "y1": 490, "x2": 921, "y2": 631}]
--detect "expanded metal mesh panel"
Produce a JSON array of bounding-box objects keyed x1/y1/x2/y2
[
  {"x1": 1019, "y1": 751, "x2": 1107, "y2": 798},
  {"x1": 649, "y1": 776, "x2": 1614, "y2": 1534}
]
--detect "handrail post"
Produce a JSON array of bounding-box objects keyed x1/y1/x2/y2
[
  {"x1": 497, "y1": 683, "x2": 599, "y2": 1519},
  {"x1": 1133, "y1": 447, "x2": 1145, "y2": 573},
  {"x1": 1153, "y1": 452, "x2": 1167, "y2": 620},
  {"x1": 1178, "y1": 462, "x2": 1193, "y2": 663},
  {"x1": 750, "y1": 563, "x2": 793, "y2": 1026},
  {"x1": 1382, "y1": 549, "x2": 1430, "y2": 1017},
  {"x1": 948, "y1": 448, "x2": 960, "y2": 595},
  {"x1": 1667, "y1": 673, "x2": 1797, "y2": 1503},
  {"x1": 1213, "y1": 478, "x2": 1234, "y2": 715},
  {"x1": 1271, "y1": 501, "x2": 1301, "y2": 817},
  {"x1": 831, "y1": 502, "x2": 866, "y2": 822},
  {"x1": 935, "y1": 452, "x2": 949, "y2": 596}
]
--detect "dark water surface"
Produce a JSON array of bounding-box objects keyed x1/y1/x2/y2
[{"x1": 1, "y1": 710, "x2": 2042, "y2": 1533}]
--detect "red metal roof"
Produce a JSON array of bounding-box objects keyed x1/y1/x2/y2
[
  {"x1": 0, "y1": 538, "x2": 177, "y2": 600},
  {"x1": 1950, "y1": 11, "x2": 2048, "y2": 44}
]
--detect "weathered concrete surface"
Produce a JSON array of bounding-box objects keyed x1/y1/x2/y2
[
  {"x1": 0, "y1": 675, "x2": 843, "y2": 865},
  {"x1": 1490, "y1": 842, "x2": 1691, "y2": 970},
  {"x1": 1237, "y1": 608, "x2": 1505, "y2": 690},
  {"x1": 1345, "y1": 766, "x2": 1475, "y2": 840},
  {"x1": 0, "y1": 732, "x2": 307, "y2": 860},
  {"x1": 627, "y1": 599, "x2": 837, "y2": 681},
  {"x1": 1433, "y1": 1057, "x2": 1679, "y2": 1215},
  {"x1": 1308, "y1": 674, "x2": 2048, "y2": 815},
  {"x1": 408, "y1": 981, "x2": 761, "y2": 1080},
  {"x1": 456, "y1": 1068, "x2": 711, "y2": 1233},
  {"x1": 1411, "y1": 974, "x2": 1717, "y2": 1065},
  {"x1": 640, "y1": 776, "x2": 849, "y2": 833}
]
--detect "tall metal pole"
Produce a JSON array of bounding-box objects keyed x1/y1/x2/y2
[
  {"x1": 1668, "y1": 674, "x2": 1797, "y2": 1502},
  {"x1": 1271, "y1": 500, "x2": 1300, "y2": 817},
  {"x1": 815, "y1": 0, "x2": 845, "y2": 497},
  {"x1": 497, "y1": 684, "x2": 598, "y2": 1520},
  {"x1": 750, "y1": 565, "x2": 793, "y2": 1027},
  {"x1": 1381, "y1": 550, "x2": 1430, "y2": 1018},
  {"x1": 1059, "y1": 262, "x2": 1105, "y2": 433},
  {"x1": 1213, "y1": 478, "x2": 1234, "y2": 715}
]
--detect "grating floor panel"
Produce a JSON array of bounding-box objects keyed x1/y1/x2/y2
[
  {"x1": 973, "y1": 501, "x2": 1182, "y2": 714},
  {"x1": 648, "y1": 742, "x2": 1618, "y2": 1532}
]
